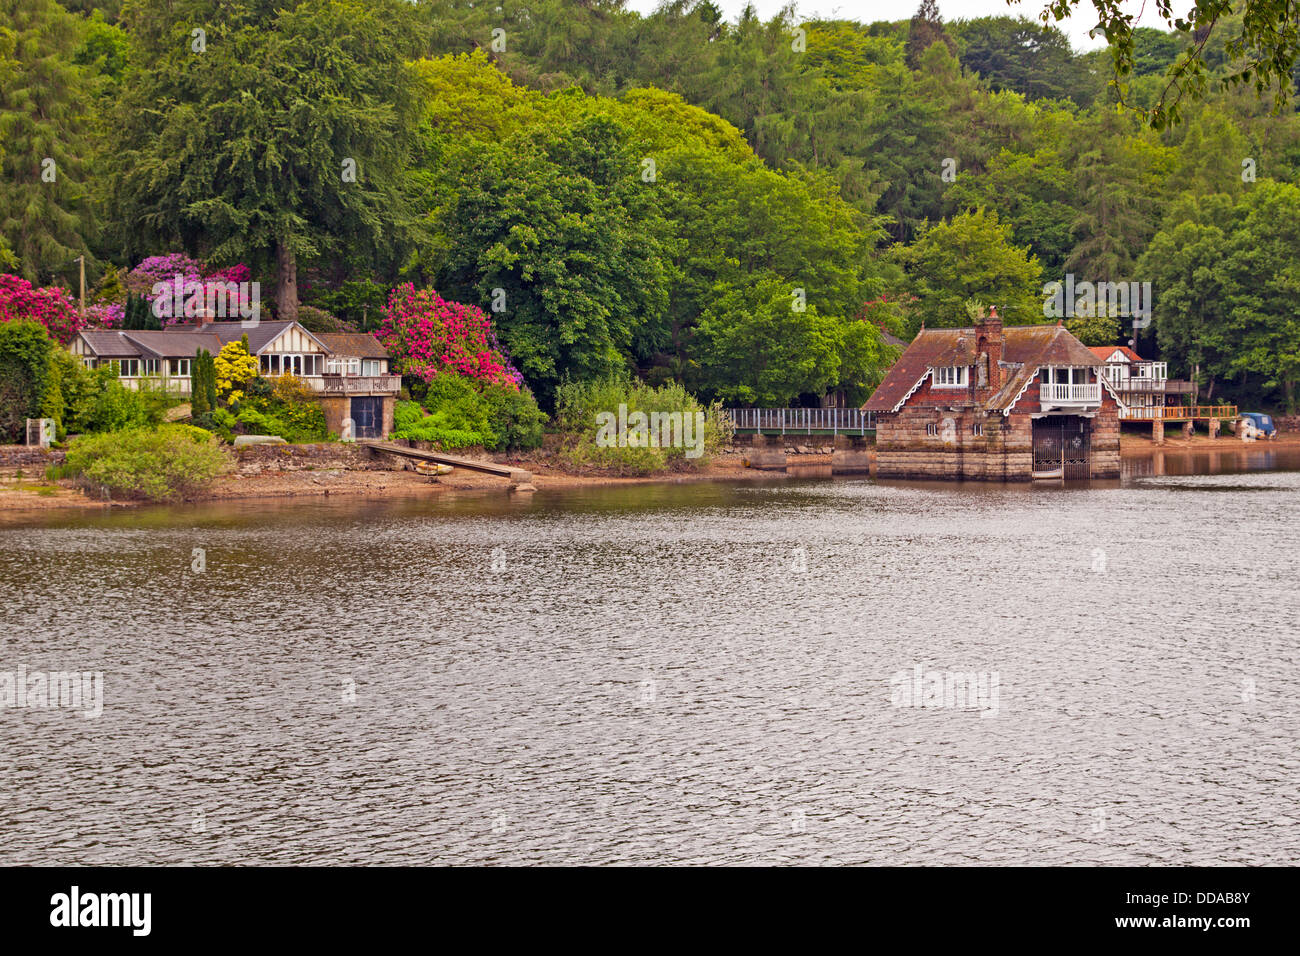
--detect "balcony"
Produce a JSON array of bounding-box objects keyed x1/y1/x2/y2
[
  {"x1": 315, "y1": 374, "x2": 401, "y2": 395},
  {"x1": 1109, "y1": 377, "x2": 1197, "y2": 395},
  {"x1": 1039, "y1": 382, "x2": 1101, "y2": 407}
]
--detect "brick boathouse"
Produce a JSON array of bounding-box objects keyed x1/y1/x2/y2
[{"x1": 863, "y1": 309, "x2": 1123, "y2": 480}]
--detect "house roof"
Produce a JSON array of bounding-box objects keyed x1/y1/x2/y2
[
  {"x1": 197, "y1": 320, "x2": 307, "y2": 354},
  {"x1": 864, "y1": 322, "x2": 1103, "y2": 413},
  {"x1": 77, "y1": 330, "x2": 142, "y2": 357},
  {"x1": 315, "y1": 332, "x2": 388, "y2": 359},
  {"x1": 1088, "y1": 345, "x2": 1143, "y2": 363},
  {"x1": 121, "y1": 331, "x2": 224, "y2": 358}
]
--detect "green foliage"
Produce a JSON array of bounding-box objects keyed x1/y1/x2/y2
[
  {"x1": 479, "y1": 382, "x2": 547, "y2": 451},
  {"x1": 111, "y1": 0, "x2": 427, "y2": 318},
  {"x1": 0, "y1": 0, "x2": 95, "y2": 284},
  {"x1": 191, "y1": 348, "x2": 212, "y2": 417},
  {"x1": 391, "y1": 399, "x2": 486, "y2": 450},
  {"x1": 68, "y1": 363, "x2": 176, "y2": 434},
  {"x1": 894, "y1": 208, "x2": 1044, "y2": 332},
  {"x1": 554, "y1": 374, "x2": 727, "y2": 475},
  {"x1": 0, "y1": 319, "x2": 53, "y2": 442},
  {"x1": 62, "y1": 423, "x2": 229, "y2": 500}
]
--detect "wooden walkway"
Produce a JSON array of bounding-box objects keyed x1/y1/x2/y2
[
  {"x1": 361, "y1": 441, "x2": 534, "y2": 488},
  {"x1": 726, "y1": 407, "x2": 876, "y2": 435}
]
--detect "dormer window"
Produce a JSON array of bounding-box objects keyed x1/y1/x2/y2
[{"x1": 933, "y1": 366, "x2": 969, "y2": 388}]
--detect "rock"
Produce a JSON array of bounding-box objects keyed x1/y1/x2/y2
[
  {"x1": 233, "y1": 434, "x2": 288, "y2": 447},
  {"x1": 241, "y1": 464, "x2": 263, "y2": 476},
  {"x1": 797, "y1": 445, "x2": 811, "y2": 455}
]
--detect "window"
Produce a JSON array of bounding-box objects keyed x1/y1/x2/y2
[
  {"x1": 347, "y1": 358, "x2": 361, "y2": 377},
  {"x1": 926, "y1": 423, "x2": 938, "y2": 437},
  {"x1": 326, "y1": 358, "x2": 343, "y2": 375},
  {"x1": 362, "y1": 359, "x2": 382, "y2": 377},
  {"x1": 142, "y1": 359, "x2": 160, "y2": 376},
  {"x1": 933, "y1": 366, "x2": 968, "y2": 387},
  {"x1": 971, "y1": 423, "x2": 983, "y2": 436},
  {"x1": 117, "y1": 359, "x2": 140, "y2": 377},
  {"x1": 171, "y1": 359, "x2": 191, "y2": 377}
]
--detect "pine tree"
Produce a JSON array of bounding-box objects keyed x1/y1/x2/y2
[
  {"x1": 0, "y1": 0, "x2": 96, "y2": 282},
  {"x1": 191, "y1": 348, "x2": 210, "y2": 417}
]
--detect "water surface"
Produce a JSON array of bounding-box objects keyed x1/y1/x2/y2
[{"x1": 1, "y1": 460, "x2": 1297, "y2": 865}]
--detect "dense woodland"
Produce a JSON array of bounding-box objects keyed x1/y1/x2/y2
[{"x1": 3, "y1": 0, "x2": 1300, "y2": 411}]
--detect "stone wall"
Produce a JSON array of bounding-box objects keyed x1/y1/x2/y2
[
  {"x1": 875, "y1": 374, "x2": 1123, "y2": 480},
  {"x1": 0, "y1": 445, "x2": 64, "y2": 474},
  {"x1": 233, "y1": 442, "x2": 393, "y2": 475},
  {"x1": 876, "y1": 402, "x2": 1031, "y2": 480}
]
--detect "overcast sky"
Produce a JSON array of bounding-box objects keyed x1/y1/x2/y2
[{"x1": 623, "y1": 1, "x2": 1173, "y2": 52}]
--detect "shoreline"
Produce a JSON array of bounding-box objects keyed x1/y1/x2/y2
[{"x1": 2, "y1": 433, "x2": 1297, "y2": 513}]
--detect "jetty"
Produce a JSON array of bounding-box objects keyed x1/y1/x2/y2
[{"x1": 361, "y1": 441, "x2": 536, "y2": 491}]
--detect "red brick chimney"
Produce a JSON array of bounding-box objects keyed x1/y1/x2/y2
[{"x1": 976, "y1": 306, "x2": 1004, "y2": 392}]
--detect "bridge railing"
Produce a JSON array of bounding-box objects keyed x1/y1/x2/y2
[{"x1": 724, "y1": 407, "x2": 876, "y2": 435}]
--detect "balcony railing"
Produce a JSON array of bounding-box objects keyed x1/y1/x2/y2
[
  {"x1": 315, "y1": 375, "x2": 402, "y2": 394},
  {"x1": 1120, "y1": 404, "x2": 1237, "y2": 421},
  {"x1": 1109, "y1": 377, "x2": 1196, "y2": 394},
  {"x1": 1040, "y1": 383, "x2": 1101, "y2": 405}
]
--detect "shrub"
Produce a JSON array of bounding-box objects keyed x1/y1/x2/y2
[
  {"x1": 480, "y1": 382, "x2": 547, "y2": 451},
  {"x1": 0, "y1": 276, "x2": 83, "y2": 345},
  {"x1": 0, "y1": 321, "x2": 54, "y2": 443},
  {"x1": 68, "y1": 365, "x2": 178, "y2": 434},
  {"x1": 214, "y1": 339, "x2": 258, "y2": 404},
  {"x1": 63, "y1": 424, "x2": 230, "y2": 501},
  {"x1": 391, "y1": 399, "x2": 486, "y2": 449},
  {"x1": 379, "y1": 284, "x2": 522, "y2": 388},
  {"x1": 554, "y1": 375, "x2": 728, "y2": 475}
]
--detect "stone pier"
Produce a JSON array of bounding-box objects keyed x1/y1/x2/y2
[
  {"x1": 745, "y1": 434, "x2": 787, "y2": 470},
  {"x1": 1208, "y1": 418, "x2": 1220, "y2": 439},
  {"x1": 830, "y1": 434, "x2": 872, "y2": 474},
  {"x1": 1153, "y1": 419, "x2": 1165, "y2": 445}
]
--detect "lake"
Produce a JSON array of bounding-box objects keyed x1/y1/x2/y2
[{"x1": 2, "y1": 450, "x2": 1297, "y2": 865}]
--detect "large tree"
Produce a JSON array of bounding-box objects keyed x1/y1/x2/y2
[
  {"x1": 112, "y1": 0, "x2": 424, "y2": 320},
  {"x1": 0, "y1": 0, "x2": 95, "y2": 284}
]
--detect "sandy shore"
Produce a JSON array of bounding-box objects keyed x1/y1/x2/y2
[{"x1": 1, "y1": 432, "x2": 1293, "y2": 514}]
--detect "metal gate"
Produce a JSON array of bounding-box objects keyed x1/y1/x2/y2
[
  {"x1": 1032, "y1": 415, "x2": 1091, "y2": 479},
  {"x1": 350, "y1": 397, "x2": 382, "y2": 439}
]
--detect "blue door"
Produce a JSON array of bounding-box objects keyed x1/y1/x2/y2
[{"x1": 351, "y1": 397, "x2": 382, "y2": 439}]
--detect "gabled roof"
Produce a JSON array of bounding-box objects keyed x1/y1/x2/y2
[
  {"x1": 121, "y1": 331, "x2": 224, "y2": 358},
  {"x1": 864, "y1": 322, "x2": 1104, "y2": 413},
  {"x1": 197, "y1": 320, "x2": 325, "y2": 354},
  {"x1": 315, "y1": 332, "x2": 388, "y2": 359},
  {"x1": 1089, "y1": 345, "x2": 1143, "y2": 363},
  {"x1": 77, "y1": 330, "x2": 142, "y2": 357}
]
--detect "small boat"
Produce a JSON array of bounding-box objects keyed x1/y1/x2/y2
[{"x1": 414, "y1": 461, "x2": 454, "y2": 478}]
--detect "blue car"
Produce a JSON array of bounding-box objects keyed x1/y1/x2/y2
[{"x1": 1239, "y1": 412, "x2": 1278, "y2": 439}]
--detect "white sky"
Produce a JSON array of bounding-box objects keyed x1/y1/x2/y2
[{"x1": 624, "y1": 1, "x2": 1175, "y2": 52}]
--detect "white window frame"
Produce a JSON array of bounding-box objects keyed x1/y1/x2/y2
[
  {"x1": 926, "y1": 423, "x2": 938, "y2": 437},
  {"x1": 932, "y1": 366, "x2": 969, "y2": 388},
  {"x1": 971, "y1": 422, "x2": 983, "y2": 436}
]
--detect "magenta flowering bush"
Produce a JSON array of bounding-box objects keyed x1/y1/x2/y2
[
  {"x1": 0, "y1": 274, "x2": 83, "y2": 344},
  {"x1": 121, "y1": 254, "x2": 252, "y2": 325},
  {"x1": 84, "y1": 302, "x2": 125, "y2": 328},
  {"x1": 379, "y1": 284, "x2": 523, "y2": 389}
]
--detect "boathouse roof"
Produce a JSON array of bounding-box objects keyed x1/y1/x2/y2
[{"x1": 864, "y1": 322, "x2": 1102, "y2": 413}]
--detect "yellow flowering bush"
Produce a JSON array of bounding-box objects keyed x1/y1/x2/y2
[{"x1": 214, "y1": 339, "x2": 259, "y2": 404}]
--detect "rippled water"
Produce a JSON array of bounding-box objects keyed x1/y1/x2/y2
[{"x1": 2, "y1": 458, "x2": 1298, "y2": 865}]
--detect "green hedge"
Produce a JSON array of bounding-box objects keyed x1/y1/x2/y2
[{"x1": 62, "y1": 424, "x2": 230, "y2": 501}]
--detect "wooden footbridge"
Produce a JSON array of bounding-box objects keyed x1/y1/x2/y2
[{"x1": 361, "y1": 441, "x2": 535, "y2": 490}]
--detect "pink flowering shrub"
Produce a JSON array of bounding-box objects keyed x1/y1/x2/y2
[
  {"x1": 85, "y1": 302, "x2": 125, "y2": 329},
  {"x1": 122, "y1": 254, "x2": 252, "y2": 326},
  {"x1": 0, "y1": 274, "x2": 83, "y2": 344},
  {"x1": 379, "y1": 284, "x2": 523, "y2": 389}
]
